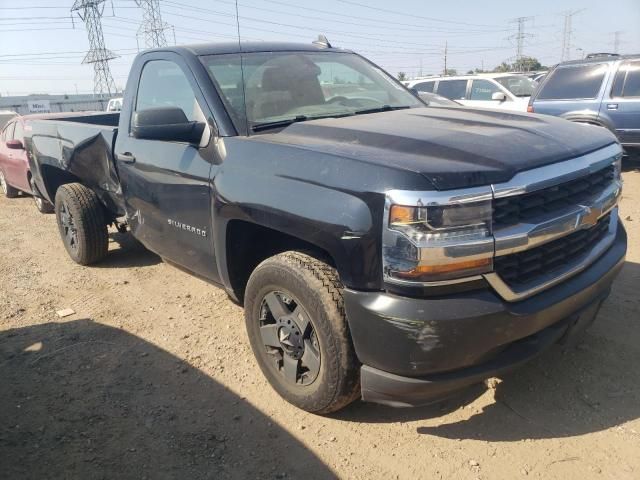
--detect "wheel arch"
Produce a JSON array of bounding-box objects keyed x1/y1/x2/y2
[
  {"x1": 39, "y1": 164, "x2": 82, "y2": 204},
  {"x1": 222, "y1": 219, "x2": 340, "y2": 304},
  {"x1": 560, "y1": 111, "x2": 616, "y2": 135}
]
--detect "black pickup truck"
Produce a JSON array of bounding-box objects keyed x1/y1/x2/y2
[{"x1": 26, "y1": 41, "x2": 626, "y2": 413}]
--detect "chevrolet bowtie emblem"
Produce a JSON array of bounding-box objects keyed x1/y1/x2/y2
[{"x1": 581, "y1": 207, "x2": 601, "y2": 228}]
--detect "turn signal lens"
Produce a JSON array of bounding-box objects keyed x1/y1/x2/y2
[
  {"x1": 394, "y1": 258, "x2": 492, "y2": 279},
  {"x1": 527, "y1": 105, "x2": 534, "y2": 113},
  {"x1": 389, "y1": 205, "x2": 418, "y2": 225}
]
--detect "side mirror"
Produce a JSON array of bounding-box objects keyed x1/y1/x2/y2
[
  {"x1": 6, "y1": 139, "x2": 23, "y2": 150},
  {"x1": 491, "y1": 92, "x2": 507, "y2": 102},
  {"x1": 132, "y1": 107, "x2": 205, "y2": 144}
]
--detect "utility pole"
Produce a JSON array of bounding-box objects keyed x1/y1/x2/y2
[
  {"x1": 509, "y1": 16, "x2": 534, "y2": 72},
  {"x1": 71, "y1": 0, "x2": 118, "y2": 95},
  {"x1": 443, "y1": 41, "x2": 447, "y2": 76},
  {"x1": 613, "y1": 31, "x2": 623, "y2": 53},
  {"x1": 560, "y1": 9, "x2": 584, "y2": 62},
  {"x1": 135, "y1": 0, "x2": 172, "y2": 49}
]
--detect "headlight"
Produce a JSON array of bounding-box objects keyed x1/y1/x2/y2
[{"x1": 383, "y1": 194, "x2": 494, "y2": 284}]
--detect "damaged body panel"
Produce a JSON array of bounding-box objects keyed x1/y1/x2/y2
[{"x1": 26, "y1": 112, "x2": 125, "y2": 217}]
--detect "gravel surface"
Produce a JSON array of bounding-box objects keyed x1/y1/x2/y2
[{"x1": 1, "y1": 165, "x2": 639, "y2": 479}]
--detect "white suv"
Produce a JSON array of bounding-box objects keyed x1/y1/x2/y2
[{"x1": 406, "y1": 73, "x2": 537, "y2": 111}]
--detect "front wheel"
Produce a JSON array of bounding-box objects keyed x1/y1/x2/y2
[
  {"x1": 54, "y1": 183, "x2": 108, "y2": 265},
  {"x1": 244, "y1": 251, "x2": 360, "y2": 414}
]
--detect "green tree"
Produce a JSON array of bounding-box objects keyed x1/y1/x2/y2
[
  {"x1": 493, "y1": 62, "x2": 511, "y2": 73},
  {"x1": 516, "y1": 56, "x2": 543, "y2": 72},
  {"x1": 492, "y1": 57, "x2": 545, "y2": 73},
  {"x1": 444, "y1": 68, "x2": 457, "y2": 76},
  {"x1": 397, "y1": 72, "x2": 407, "y2": 81}
]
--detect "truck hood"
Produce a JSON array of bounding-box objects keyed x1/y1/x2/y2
[{"x1": 254, "y1": 107, "x2": 617, "y2": 190}]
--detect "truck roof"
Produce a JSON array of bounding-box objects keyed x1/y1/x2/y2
[{"x1": 143, "y1": 41, "x2": 353, "y2": 57}]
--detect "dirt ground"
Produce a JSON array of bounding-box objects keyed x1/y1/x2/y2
[{"x1": 1, "y1": 165, "x2": 639, "y2": 480}]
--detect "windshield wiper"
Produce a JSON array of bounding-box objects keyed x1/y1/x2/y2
[
  {"x1": 354, "y1": 105, "x2": 412, "y2": 115},
  {"x1": 252, "y1": 115, "x2": 310, "y2": 132},
  {"x1": 251, "y1": 112, "x2": 355, "y2": 132}
]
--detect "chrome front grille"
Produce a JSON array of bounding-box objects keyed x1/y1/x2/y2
[
  {"x1": 493, "y1": 165, "x2": 615, "y2": 228},
  {"x1": 495, "y1": 212, "x2": 611, "y2": 286}
]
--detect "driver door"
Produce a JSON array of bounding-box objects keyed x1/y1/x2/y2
[{"x1": 116, "y1": 58, "x2": 219, "y2": 280}]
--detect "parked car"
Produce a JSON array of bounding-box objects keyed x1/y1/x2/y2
[
  {"x1": 529, "y1": 54, "x2": 640, "y2": 153},
  {"x1": 406, "y1": 73, "x2": 536, "y2": 111},
  {"x1": 0, "y1": 113, "x2": 83, "y2": 212},
  {"x1": 26, "y1": 41, "x2": 625, "y2": 414},
  {"x1": 106, "y1": 97, "x2": 123, "y2": 112},
  {"x1": 417, "y1": 91, "x2": 460, "y2": 107},
  {"x1": 0, "y1": 110, "x2": 17, "y2": 130}
]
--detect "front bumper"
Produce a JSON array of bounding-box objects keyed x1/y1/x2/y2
[{"x1": 344, "y1": 223, "x2": 627, "y2": 407}]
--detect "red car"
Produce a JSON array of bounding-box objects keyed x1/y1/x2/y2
[{"x1": 0, "y1": 113, "x2": 78, "y2": 213}]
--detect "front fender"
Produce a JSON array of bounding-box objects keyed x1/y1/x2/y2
[
  {"x1": 213, "y1": 168, "x2": 381, "y2": 290},
  {"x1": 208, "y1": 136, "x2": 434, "y2": 293}
]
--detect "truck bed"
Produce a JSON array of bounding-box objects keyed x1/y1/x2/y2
[{"x1": 25, "y1": 112, "x2": 126, "y2": 217}]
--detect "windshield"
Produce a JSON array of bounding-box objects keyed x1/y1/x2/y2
[
  {"x1": 494, "y1": 76, "x2": 536, "y2": 97},
  {"x1": 200, "y1": 51, "x2": 422, "y2": 132}
]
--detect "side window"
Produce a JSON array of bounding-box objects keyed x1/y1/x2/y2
[
  {"x1": 414, "y1": 81, "x2": 434, "y2": 93},
  {"x1": 612, "y1": 61, "x2": 640, "y2": 98},
  {"x1": 537, "y1": 64, "x2": 608, "y2": 100},
  {"x1": 436, "y1": 80, "x2": 467, "y2": 100},
  {"x1": 136, "y1": 60, "x2": 201, "y2": 121},
  {"x1": 470, "y1": 79, "x2": 502, "y2": 100},
  {"x1": 13, "y1": 121, "x2": 24, "y2": 142}
]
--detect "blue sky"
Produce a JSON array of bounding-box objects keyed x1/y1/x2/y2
[{"x1": 0, "y1": 0, "x2": 639, "y2": 95}]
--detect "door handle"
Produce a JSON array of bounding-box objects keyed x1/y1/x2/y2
[
  {"x1": 607, "y1": 103, "x2": 619, "y2": 110},
  {"x1": 116, "y1": 152, "x2": 136, "y2": 164}
]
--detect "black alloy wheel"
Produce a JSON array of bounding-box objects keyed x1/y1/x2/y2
[
  {"x1": 59, "y1": 200, "x2": 79, "y2": 253},
  {"x1": 259, "y1": 291, "x2": 321, "y2": 386}
]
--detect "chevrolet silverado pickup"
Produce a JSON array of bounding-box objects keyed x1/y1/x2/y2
[{"x1": 25, "y1": 41, "x2": 626, "y2": 413}]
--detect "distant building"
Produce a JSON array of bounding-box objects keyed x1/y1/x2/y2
[{"x1": 0, "y1": 93, "x2": 119, "y2": 115}]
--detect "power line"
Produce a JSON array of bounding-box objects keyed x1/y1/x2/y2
[
  {"x1": 333, "y1": 0, "x2": 503, "y2": 28},
  {"x1": 613, "y1": 31, "x2": 623, "y2": 53},
  {"x1": 71, "y1": 0, "x2": 119, "y2": 95}
]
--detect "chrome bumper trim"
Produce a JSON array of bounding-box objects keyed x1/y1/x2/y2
[
  {"x1": 485, "y1": 210, "x2": 618, "y2": 302},
  {"x1": 493, "y1": 180, "x2": 622, "y2": 257}
]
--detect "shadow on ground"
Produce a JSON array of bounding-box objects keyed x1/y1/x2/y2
[
  {"x1": 0, "y1": 320, "x2": 335, "y2": 480},
  {"x1": 336, "y1": 261, "x2": 640, "y2": 442},
  {"x1": 93, "y1": 231, "x2": 161, "y2": 269}
]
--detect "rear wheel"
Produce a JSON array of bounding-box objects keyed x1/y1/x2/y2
[
  {"x1": 30, "y1": 177, "x2": 54, "y2": 214},
  {"x1": 54, "y1": 183, "x2": 108, "y2": 265},
  {"x1": 0, "y1": 170, "x2": 19, "y2": 198},
  {"x1": 244, "y1": 251, "x2": 360, "y2": 414}
]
